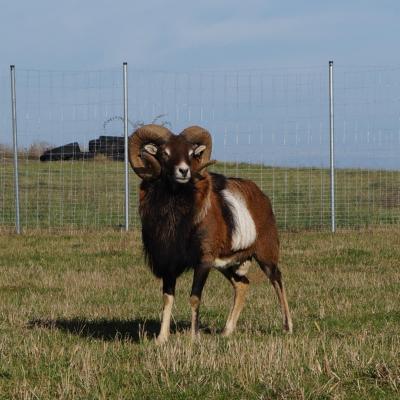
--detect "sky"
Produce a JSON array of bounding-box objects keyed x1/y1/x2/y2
[
  {"x1": 0, "y1": 0, "x2": 399, "y2": 71},
  {"x1": 0, "y1": 1, "x2": 399, "y2": 169}
]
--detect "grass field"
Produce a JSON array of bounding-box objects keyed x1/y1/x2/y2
[
  {"x1": 0, "y1": 157, "x2": 399, "y2": 231},
  {"x1": 0, "y1": 227, "x2": 399, "y2": 399}
]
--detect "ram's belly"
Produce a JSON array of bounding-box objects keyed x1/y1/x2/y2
[
  {"x1": 213, "y1": 257, "x2": 251, "y2": 276},
  {"x1": 214, "y1": 257, "x2": 240, "y2": 269}
]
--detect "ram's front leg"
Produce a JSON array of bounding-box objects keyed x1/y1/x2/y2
[
  {"x1": 156, "y1": 276, "x2": 176, "y2": 345},
  {"x1": 190, "y1": 264, "x2": 210, "y2": 340}
]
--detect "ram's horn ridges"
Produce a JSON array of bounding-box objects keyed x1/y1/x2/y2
[
  {"x1": 180, "y1": 126, "x2": 212, "y2": 176},
  {"x1": 128, "y1": 124, "x2": 172, "y2": 180}
]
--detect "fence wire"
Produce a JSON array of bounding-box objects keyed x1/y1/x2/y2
[{"x1": 0, "y1": 65, "x2": 399, "y2": 231}]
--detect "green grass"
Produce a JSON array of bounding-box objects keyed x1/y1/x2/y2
[
  {"x1": 0, "y1": 158, "x2": 399, "y2": 230},
  {"x1": 0, "y1": 228, "x2": 399, "y2": 399}
]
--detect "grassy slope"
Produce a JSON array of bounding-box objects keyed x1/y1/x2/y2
[
  {"x1": 0, "y1": 158, "x2": 399, "y2": 230},
  {"x1": 0, "y1": 228, "x2": 399, "y2": 399}
]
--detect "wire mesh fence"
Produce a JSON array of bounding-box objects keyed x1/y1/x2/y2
[{"x1": 0, "y1": 64, "x2": 399, "y2": 231}]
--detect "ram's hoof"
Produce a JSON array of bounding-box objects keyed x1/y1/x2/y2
[
  {"x1": 221, "y1": 329, "x2": 233, "y2": 337},
  {"x1": 155, "y1": 334, "x2": 168, "y2": 345},
  {"x1": 284, "y1": 321, "x2": 293, "y2": 334}
]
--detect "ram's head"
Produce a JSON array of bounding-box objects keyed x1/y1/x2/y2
[{"x1": 128, "y1": 124, "x2": 215, "y2": 183}]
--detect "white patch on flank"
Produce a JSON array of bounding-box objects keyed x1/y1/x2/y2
[{"x1": 222, "y1": 189, "x2": 257, "y2": 251}]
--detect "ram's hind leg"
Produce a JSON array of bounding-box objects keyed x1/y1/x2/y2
[
  {"x1": 256, "y1": 259, "x2": 293, "y2": 333},
  {"x1": 156, "y1": 277, "x2": 176, "y2": 345},
  {"x1": 218, "y1": 263, "x2": 250, "y2": 337}
]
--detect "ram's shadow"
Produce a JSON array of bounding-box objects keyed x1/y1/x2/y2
[{"x1": 28, "y1": 317, "x2": 208, "y2": 343}]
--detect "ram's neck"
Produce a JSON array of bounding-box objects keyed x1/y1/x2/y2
[
  {"x1": 193, "y1": 173, "x2": 212, "y2": 225},
  {"x1": 138, "y1": 175, "x2": 212, "y2": 226},
  {"x1": 139, "y1": 179, "x2": 195, "y2": 219}
]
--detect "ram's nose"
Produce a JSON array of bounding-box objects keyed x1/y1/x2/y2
[
  {"x1": 179, "y1": 167, "x2": 189, "y2": 177},
  {"x1": 175, "y1": 163, "x2": 191, "y2": 183}
]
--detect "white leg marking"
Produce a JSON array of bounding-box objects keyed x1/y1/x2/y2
[
  {"x1": 222, "y1": 276, "x2": 249, "y2": 336},
  {"x1": 190, "y1": 295, "x2": 201, "y2": 340},
  {"x1": 156, "y1": 293, "x2": 174, "y2": 344}
]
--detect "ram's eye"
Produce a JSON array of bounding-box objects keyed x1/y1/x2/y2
[
  {"x1": 144, "y1": 144, "x2": 158, "y2": 155},
  {"x1": 163, "y1": 148, "x2": 171, "y2": 158},
  {"x1": 188, "y1": 149, "x2": 194, "y2": 157},
  {"x1": 194, "y1": 145, "x2": 206, "y2": 157}
]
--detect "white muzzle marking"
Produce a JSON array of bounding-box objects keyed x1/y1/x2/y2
[{"x1": 174, "y1": 161, "x2": 191, "y2": 183}]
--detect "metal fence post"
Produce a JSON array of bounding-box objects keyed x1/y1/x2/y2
[
  {"x1": 10, "y1": 65, "x2": 21, "y2": 234},
  {"x1": 123, "y1": 62, "x2": 129, "y2": 231},
  {"x1": 329, "y1": 61, "x2": 336, "y2": 233}
]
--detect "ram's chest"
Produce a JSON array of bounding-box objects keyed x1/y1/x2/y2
[
  {"x1": 140, "y1": 192, "x2": 202, "y2": 270},
  {"x1": 141, "y1": 196, "x2": 192, "y2": 236},
  {"x1": 142, "y1": 213, "x2": 189, "y2": 246}
]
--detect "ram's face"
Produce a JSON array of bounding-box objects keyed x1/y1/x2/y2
[{"x1": 144, "y1": 135, "x2": 205, "y2": 184}]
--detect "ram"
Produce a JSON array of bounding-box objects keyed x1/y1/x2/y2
[{"x1": 128, "y1": 124, "x2": 292, "y2": 343}]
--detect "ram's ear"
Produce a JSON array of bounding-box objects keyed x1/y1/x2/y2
[
  {"x1": 194, "y1": 144, "x2": 206, "y2": 157},
  {"x1": 143, "y1": 143, "x2": 158, "y2": 155}
]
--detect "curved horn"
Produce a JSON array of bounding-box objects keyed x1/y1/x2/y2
[
  {"x1": 181, "y1": 125, "x2": 215, "y2": 178},
  {"x1": 128, "y1": 124, "x2": 172, "y2": 180},
  {"x1": 181, "y1": 126, "x2": 213, "y2": 176}
]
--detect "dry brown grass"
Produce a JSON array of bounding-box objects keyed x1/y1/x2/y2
[
  {"x1": 0, "y1": 228, "x2": 399, "y2": 399},
  {"x1": 0, "y1": 142, "x2": 51, "y2": 160}
]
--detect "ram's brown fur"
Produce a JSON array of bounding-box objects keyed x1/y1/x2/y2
[
  {"x1": 190, "y1": 175, "x2": 279, "y2": 264},
  {"x1": 129, "y1": 125, "x2": 292, "y2": 343}
]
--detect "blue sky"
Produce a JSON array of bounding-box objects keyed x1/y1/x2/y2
[
  {"x1": 1, "y1": 0, "x2": 399, "y2": 71},
  {"x1": 0, "y1": 1, "x2": 399, "y2": 169}
]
